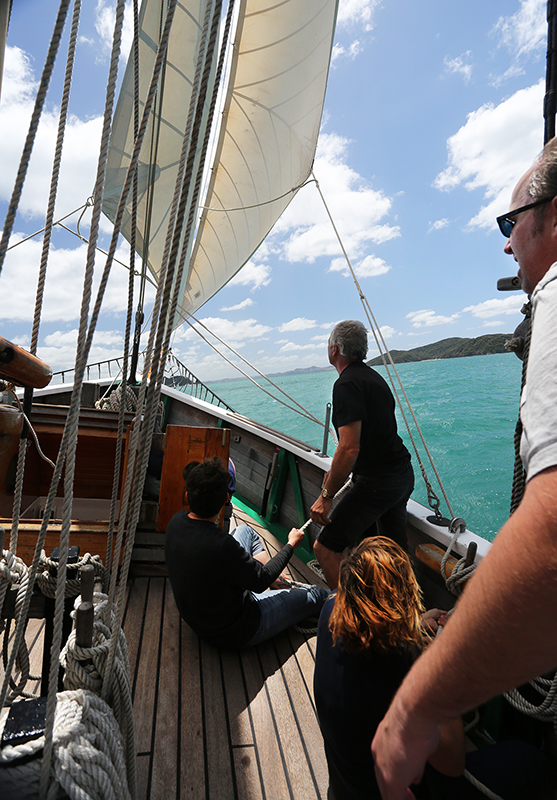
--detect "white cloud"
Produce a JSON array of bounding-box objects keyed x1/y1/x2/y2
[
  {"x1": 331, "y1": 40, "x2": 363, "y2": 64},
  {"x1": 37, "y1": 327, "x2": 127, "y2": 372},
  {"x1": 428, "y1": 218, "x2": 450, "y2": 233},
  {"x1": 229, "y1": 260, "x2": 272, "y2": 290},
  {"x1": 0, "y1": 235, "x2": 150, "y2": 323},
  {"x1": 336, "y1": 0, "x2": 381, "y2": 32},
  {"x1": 463, "y1": 296, "x2": 525, "y2": 318},
  {"x1": 0, "y1": 47, "x2": 102, "y2": 221},
  {"x1": 94, "y1": 0, "x2": 135, "y2": 62},
  {"x1": 273, "y1": 133, "x2": 399, "y2": 270},
  {"x1": 278, "y1": 318, "x2": 318, "y2": 333},
  {"x1": 434, "y1": 81, "x2": 544, "y2": 229},
  {"x1": 329, "y1": 254, "x2": 391, "y2": 278},
  {"x1": 279, "y1": 341, "x2": 322, "y2": 352},
  {"x1": 491, "y1": 0, "x2": 546, "y2": 84},
  {"x1": 406, "y1": 309, "x2": 460, "y2": 328},
  {"x1": 177, "y1": 317, "x2": 273, "y2": 348},
  {"x1": 220, "y1": 298, "x2": 254, "y2": 312},
  {"x1": 444, "y1": 52, "x2": 472, "y2": 84}
]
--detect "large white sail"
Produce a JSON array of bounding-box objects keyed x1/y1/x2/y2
[
  {"x1": 103, "y1": 0, "x2": 339, "y2": 323},
  {"x1": 102, "y1": 0, "x2": 217, "y2": 280},
  {"x1": 179, "y1": 0, "x2": 339, "y2": 321}
]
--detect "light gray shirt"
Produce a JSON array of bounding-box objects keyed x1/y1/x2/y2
[{"x1": 520, "y1": 260, "x2": 557, "y2": 481}]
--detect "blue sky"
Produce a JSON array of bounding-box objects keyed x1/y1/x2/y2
[{"x1": 0, "y1": 0, "x2": 549, "y2": 381}]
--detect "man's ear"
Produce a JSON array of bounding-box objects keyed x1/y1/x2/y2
[{"x1": 551, "y1": 196, "x2": 557, "y2": 235}]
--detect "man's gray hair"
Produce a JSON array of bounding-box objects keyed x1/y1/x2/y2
[
  {"x1": 528, "y1": 138, "x2": 557, "y2": 221},
  {"x1": 330, "y1": 320, "x2": 368, "y2": 361}
]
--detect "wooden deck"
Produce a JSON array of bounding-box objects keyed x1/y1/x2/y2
[{"x1": 122, "y1": 508, "x2": 331, "y2": 800}]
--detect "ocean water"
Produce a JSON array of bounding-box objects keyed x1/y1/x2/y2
[{"x1": 207, "y1": 353, "x2": 523, "y2": 542}]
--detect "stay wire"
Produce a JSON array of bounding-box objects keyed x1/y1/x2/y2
[
  {"x1": 311, "y1": 170, "x2": 456, "y2": 521},
  {"x1": 182, "y1": 314, "x2": 338, "y2": 444}
]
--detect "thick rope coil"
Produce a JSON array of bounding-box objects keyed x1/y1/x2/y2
[
  {"x1": 95, "y1": 383, "x2": 138, "y2": 412},
  {"x1": 444, "y1": 558, "x2": 476, "y2": 596},
  {"x1": 60, "y1": 593, "x2": 136, "y2": 797},
  {"x1": 440, "y1": 520, "x2": 477, "y2": 597},
  {"x1": 0, "y1": 689, "x2": 131, "y2": 800},
  {"x1": 504, "y1": 671, "x2": 557, "y2": 733},
  {"x1": 0, "y1": 549, "x2": 39, "y2": 703},
  {"x1": 37, "y1": 551, "x2": 106, "y2": 599}
]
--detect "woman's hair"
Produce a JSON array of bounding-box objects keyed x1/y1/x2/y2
[{"x1": 329, "y1": 536, "x2": 425, "y2": 655}]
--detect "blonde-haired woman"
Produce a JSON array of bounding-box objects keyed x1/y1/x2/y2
[{"x1": 314, "y1": 536, "x2": 555, "y2": 800}]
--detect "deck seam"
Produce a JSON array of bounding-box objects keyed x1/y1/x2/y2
[
  {"x1": 177, "y1": 614, "x2": 183, "y2": 800},
  {"x1": 256, "y1": 646, "x2": 296, "y2": 800},
  {"x1": 272, "y1": 635, "x2": 323, "y2": 799},
  {"x1": 145, "y1": 578, "x2": 167, "y2": 800},
  {"x1": 238, "y1": 649, "x2": 267, "y2": 800},
  {"x1": 199, "y1": 636, "x2": 210, "y2": 800},
  {"x1": 218, "y1": 648, "x2": 240, "y2": 799}
]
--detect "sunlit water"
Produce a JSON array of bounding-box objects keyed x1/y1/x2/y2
[{"x1": 207, "y1": 353, "x2": 523, "y2": 542}]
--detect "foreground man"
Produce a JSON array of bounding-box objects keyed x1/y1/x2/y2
[
  {"x1": 372, "y1": 139, "x2": 557, "y2": 798},
  {"x1": 310, "y1": 320, "x2": 414, "y2": 589}
]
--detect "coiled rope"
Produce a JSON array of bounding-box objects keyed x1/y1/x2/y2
[
  {"x1": 0, "y1": 690, "x2": 131, "y2": 800},
  {"x1": 0, "y1": 547, "x2": 40, "y2": 704},
  {"x1": 36, "y1": 551, "x2": 106, "y2": 599},
  {"x1": 61, "y1": 592, "x2": 136, "y2": 794},
  {"x1": 95, "y1": 383, "x2": 138, "y2": 413}
]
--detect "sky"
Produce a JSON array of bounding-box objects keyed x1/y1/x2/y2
[{"x1": 0, "y1": 0, "x2": 550, "y2": 382}]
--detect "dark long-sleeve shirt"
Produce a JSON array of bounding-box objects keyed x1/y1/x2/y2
[{"x1": 165, "y1": 513, "x2": 293, "y2": 648}]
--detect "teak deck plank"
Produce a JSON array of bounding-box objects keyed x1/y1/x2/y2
[
  {"x1": 0, "y1": 617, "x2": 45, "y2": 698},
  {"x1": 180, "y1": 621, "x2": 205, "y2": 799},
  {"x1": 122, "y1": 512, "x2": 329, "y2": 799},
  {"x1": 239, "y1": 644, "x2": 293, "y2": 800},
  {"x1": 131, "y1": 577, "x2": 166, "y2": 755},
  {"x1": 150, "y1": 582, "x2": 181, "y2": 800}
]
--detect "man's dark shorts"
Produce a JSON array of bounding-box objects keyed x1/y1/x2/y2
[{"x1": 316, "y1": 459, "x2": 414, "y2": 553}]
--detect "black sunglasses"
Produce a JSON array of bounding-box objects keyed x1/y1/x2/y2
[{"x1": 496, "y1": 197, "x2": 554, "y2": 238}]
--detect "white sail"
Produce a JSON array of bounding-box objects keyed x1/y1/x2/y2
[
  {"x1": 103, "y1": 0, "x2": 339, "y2": 323},
  {"x1": 179, "y1": 0, "x2": 339, "y2": 321},
  {"x1": 102, "y1": 0, "x2": 217, "y2": 280}
]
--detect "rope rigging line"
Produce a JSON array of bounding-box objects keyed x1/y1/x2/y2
[
  {"x1": 34, "y1": 0, "x2": 133, "y2": 793},
  {"x1": 0, "y1": 0, "x2": 73, "y2": 274},
  {"x1": 5, "y1": 201, "x2": 90, "y2": 250},
  {"x1": 199, "y1": 177, "x2": 315, "y2": 212},
  {"x1": 101, "y1": 0, "x2": 223, "y2": 711},
  {"x1": 311, "y1": 170, "x2": 459, "y2": 525},
  {"x1": 182, "y1": 314, "x2": 338, "y2": 444}
]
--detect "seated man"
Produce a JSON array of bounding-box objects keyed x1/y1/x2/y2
[{"x1": 165, "y1": 457, "x2": 330, "y2": 649}]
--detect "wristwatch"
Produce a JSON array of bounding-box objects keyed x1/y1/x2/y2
[{"x1": 321, "y1": 486, "x2": 332, "y2": 499}]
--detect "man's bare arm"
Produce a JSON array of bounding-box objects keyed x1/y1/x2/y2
[
  {"x1": 311, "y1": 420, "x2": 361, "y2": 526},
  {"x1": 372, "y1": 465, "x2": 557, "y2": 800}
]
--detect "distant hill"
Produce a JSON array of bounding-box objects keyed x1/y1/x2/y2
[{"x1": 367, "y1": 334, "x2": 513, "y2": 366}]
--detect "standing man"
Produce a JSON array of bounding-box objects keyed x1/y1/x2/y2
[
  {"x1": 372, "y1": 139, "x2": 557, "y2": 799},
  {"x1": 310, "y1": 320, "x2": 414, "y2": 589}
]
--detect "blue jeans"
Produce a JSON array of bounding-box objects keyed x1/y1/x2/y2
[{"x1": 232, "y1": 525, "x2": 330, "y2": 647}]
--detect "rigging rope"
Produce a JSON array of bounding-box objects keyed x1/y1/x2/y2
[
  {"x1": 311, "y1": 171, "x2": 458, "y2": 524},
  {"x1": 182, "y1": 315, "x2": 338, "y2": 444},
  {"x1": 0, "y1": 0, "x2": 72, "y2": 274}
]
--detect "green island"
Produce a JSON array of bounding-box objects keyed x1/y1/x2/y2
[{"x1": 366, "y1": 333, "x2": 513, "y2": 366}]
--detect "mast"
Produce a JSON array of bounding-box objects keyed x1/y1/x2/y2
[
  {"x1": 0, "y1": 0, "x2": 11, "y2": 101},
  {"x1": 545, "y1": 0, "x2": 557, "y2": 144}
]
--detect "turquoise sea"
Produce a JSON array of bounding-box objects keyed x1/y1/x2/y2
[{"x1": 207, "y1": 353, "x2": 523, "y2": 543}]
